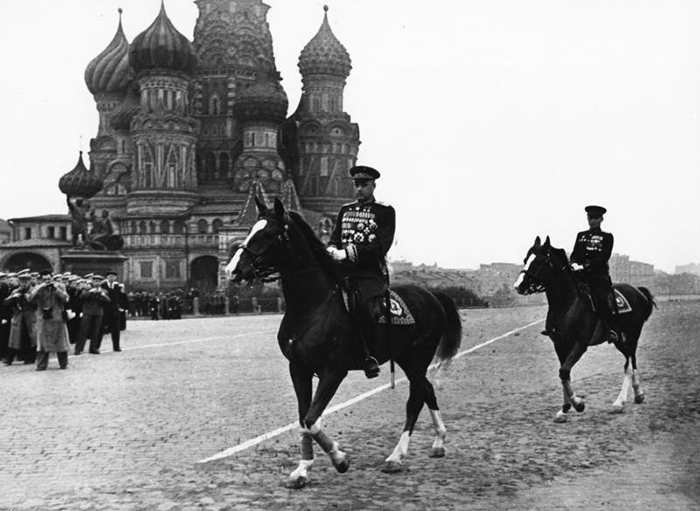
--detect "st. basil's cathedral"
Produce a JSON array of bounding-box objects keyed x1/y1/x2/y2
[{"x1": 10, "y1": 1, "x2": 361, "y2": 290}]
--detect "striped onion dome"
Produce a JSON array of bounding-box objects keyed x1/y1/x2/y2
[
  {"x1": 58, "y1": 152, "x2": 104, "y2": 199},
  {"x1": 84, "y1": 9, "x2": 132, "y2": 94},
  {"x1": 233, "y1": 76, "x2": 288, "y2": 124},
  {"x1": 129, "y1": 2, "x2": 196, "y2": 74},
  {"x1": 298, "y1": 6, "x2": 351, "y2": 79}
]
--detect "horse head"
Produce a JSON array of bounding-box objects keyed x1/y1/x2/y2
[
  {"x1": 225, "y1": 197, "x2": 294, "y2": 284},
  {"x1": 513, "y1": 236, "x2": 569, "y2": 295}
]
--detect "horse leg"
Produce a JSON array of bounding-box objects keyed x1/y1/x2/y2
[
  {"x1": 286, "y1": 363, "x2": 315, "y2": 489},
  {"x1": 554, "y1": 387, "x2": 573, "y2": 423},
  {"x1": 425, "y1": 378, "x2": 447, "y2": 458},
  {"x1": 383, "y1": 370, "x2": 427, "y2": 473},
  {"x1": 557, "y1": 342, "x2": 587, "y2": 421},
  {"x1": 304, "y1": 368, "x2": 349, "y2": 474},
  {"x1": 631, "y1": 354, "x2": 645, "y2": 404},
  {"x1": 611, "y1": 357, "x2": 632, "y2": 413}
]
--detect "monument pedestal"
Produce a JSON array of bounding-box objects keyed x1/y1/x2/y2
[{"x1": 61, "y1": 250, "x2": 128, "y2": 279}]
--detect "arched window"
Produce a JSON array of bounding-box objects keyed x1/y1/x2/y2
[
  {"x1": 139, "y1": 221, "x2": 147, "y2": 234},
  {"x1": 174, "y1": 221, "x2": 186, "y2": 235},
  {"x1": 131, "y1": 221, "x2": 137, "y2": 234},
  {"x1": 212, "y1": 219, "x2": 223, "y2": 234},
  {"x1": 160, "y1": 220, "x2": 170, "y2": 234},
  {"x1": 197, "y1": 219, "x2": 208, "y2": 234},
  {"x1": 220, "y1": 152, "x2": 230, "y2": 177},
  {"x1": 149, "y1": 221, "x2": 156, "y2": 234},
  {"x1": 205, "y1": 153, "x2": 216, "y2": 178},
  {"x1": 209, "y1": 94, "x2": 221, "y2": 115}
]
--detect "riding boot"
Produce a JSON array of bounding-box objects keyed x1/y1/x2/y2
[{"x1": 348, "y1": 283, "x2": 379, "y2": 379}]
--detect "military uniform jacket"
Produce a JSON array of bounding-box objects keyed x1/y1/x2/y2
[
  {"x1": 329, "y1": 198, "x2": 396, "y2": 300},
  {"x1": 571, "y1": 228, "x2": 614, "y2": 278}
]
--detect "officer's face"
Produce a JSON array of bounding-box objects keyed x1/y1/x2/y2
[
  {"x1": 587, "y1": 215, "x2": 603, "y2": 229},
  {"x1": 353, "y1": 179, "x2": 376, "y2": 202}
]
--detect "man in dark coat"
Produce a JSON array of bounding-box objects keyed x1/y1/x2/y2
[
  {"x1": 101, "y1": 271, "x2": 125, "y2": 352},
  {"x1": 327, "y1": 165, "x2": 396, "y2": 378},
  {"x1": 3, "y1": 270, "x2": 37, "y2": 365},
  {"x1": 570, "y1": 205, "x2": 618, "y2": 342},
  {"x1": 75, "y1": 275, "x2": 110, "y2": 355},
  {"x1": 0, "y1": 272, "x2": 15, "y2": 361}
]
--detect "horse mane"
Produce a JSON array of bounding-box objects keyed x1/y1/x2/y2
[{"x1": 286, "y1": 211, "x2": 343, "y2": 282}]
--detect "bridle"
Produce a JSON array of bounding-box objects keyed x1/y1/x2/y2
[
  {"x1": 235, "y1": 216, "x2": 319, "y2": 283},
  {"x1": 518, "y1": 248, "x2": 568, "y2": 295}
]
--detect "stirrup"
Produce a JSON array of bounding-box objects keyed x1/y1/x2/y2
[
  {"x1": 608, "y1": 330, "x2": 618, "y2": 344},
  {"x1": 363, "y1": 356, "x2": 380, "y2": 379}
]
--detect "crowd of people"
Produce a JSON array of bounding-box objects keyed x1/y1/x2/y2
[{"x1": 0, "y1": 269, "x2": 128, "y2": 370}]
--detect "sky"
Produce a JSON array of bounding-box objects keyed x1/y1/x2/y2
[{"x1": 0, "y1": 0, "x2": 699, "y2": 273}]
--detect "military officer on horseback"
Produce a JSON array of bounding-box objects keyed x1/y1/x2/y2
[
  {"x1": 570, "y1": 205, "x2": 619, "y2": 343},
  {"x1": 326, "y1": 165, "x2": 396, "y2": 378}
]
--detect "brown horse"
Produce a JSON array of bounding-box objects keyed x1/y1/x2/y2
[
  {"x1": 514, "y1": 236, "x2": 655, "y2": 423},
  {"x1": 226, "y1": 198, "x2": 462, "y2": 488}
]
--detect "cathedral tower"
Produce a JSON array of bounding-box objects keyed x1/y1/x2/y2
[
  {"x1": 293, "y1": 6, "x2": 359, "y2": 217},
  {"x1": 126, "y1": 2, "x2": 199, "y2": 215}
]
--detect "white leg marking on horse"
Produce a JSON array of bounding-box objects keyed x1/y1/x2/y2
[
  {"x1": 386, "y1": 431, "x2": 411, "y2": 463},
  {"x1": 632, "y1": 369, "x2": 645, "y2": 403},
  {"x1": 289, "y1": 459, "x2": 314, "y2": 482},
  {"x1": 429, "y1": 409, "x2": 446, "y2": 450},
  {"x1": 612, "y1": 368, "x2": 632, "y2": 410}
]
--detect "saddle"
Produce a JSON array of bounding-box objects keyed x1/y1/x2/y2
[
  {"x1": 578, "y1": 285, "x2": 632, "y2": 316},
  {"x1": 341, "y1": 288, "x2": 416, "y2": 326}
]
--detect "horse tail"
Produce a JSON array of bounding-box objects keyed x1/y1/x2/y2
[
  {"x1": 637, "y1": 286, "x2": 656, "y2": 322},
  {"x1": 431, "y1": 290, "x2": 463, "y2": 364}
]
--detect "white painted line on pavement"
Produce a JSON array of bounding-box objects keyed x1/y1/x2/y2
[
  {"x1": 195, "y1": 318, "x2": 544, "y2": 465},
  {"x1": 123, "y1": 330, "x2": 278, "y2": 351}
]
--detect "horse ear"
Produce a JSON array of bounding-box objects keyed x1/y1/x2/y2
[
  {"x1": 544, "y1": 236, "x2": 551, "y2": 247},
  {"x1": 534, "y1": 236, "x2": 541, "y2": 247},
  {"x1": 273, "y1": 198, "x2": 285, "y2": 218},
  {"x1": 254, "y1": 196, "x2": 268, "y2": 215}
]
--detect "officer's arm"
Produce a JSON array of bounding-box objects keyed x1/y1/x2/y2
[
  {"x1": 570, "y1": 235, "x2": 583, "y2": 265},
  {"x1": 347, "y1": 206, "x2": 395, "y2": 265},
  {"x1": 327, "y1": 209, "x2": 344, "y2": 249}
]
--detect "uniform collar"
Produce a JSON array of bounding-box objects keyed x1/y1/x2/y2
[{"x1": 356, "y1": 196, "x2": 376, "y2": 206}]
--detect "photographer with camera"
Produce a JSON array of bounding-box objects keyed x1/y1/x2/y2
[
  {"x1": 2, "y1": 269, "x2": 37, "y2": 366},
  {"x1": 27, "y1": 270, "x2": 70, "y2": 370}
]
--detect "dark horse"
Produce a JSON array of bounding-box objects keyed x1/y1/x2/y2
[
  {"x1": 225, "y1": 198, "x2": 462, "y2": 488},
  {"x1": 513, "y1": 236, "x2": 655, "y2": 423}
]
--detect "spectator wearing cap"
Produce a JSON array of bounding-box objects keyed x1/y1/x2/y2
[
  {"x1": 27, "y1": 270, "x2": 70, "y2": 370},
  {"x1": 75, "y1": 275, "x2": 110, "y2": 355},
  {"x1": 326, "y1": 165, "x2": 396, "y2": 379},
  {"x1": 2, "y1": 270, "x2": 38, "y2": 365},
  {"x1": 100, "y1": 270, "x2": 127, "y2": 352},
  {"x1": 0, "y1": 272, "x2": 13, "y2": 361},
  {"x1": 64, "y1": 275, "x2": 82, "y2": 345}
]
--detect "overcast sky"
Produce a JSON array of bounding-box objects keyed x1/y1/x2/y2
[{"x1": 1, "y1": 0, "x2": 698, "y2": 273}]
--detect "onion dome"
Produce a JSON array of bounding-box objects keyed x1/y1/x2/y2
[
  {"x1": 85, "y1": 9, "x2": 132, "y2": 95},
  {"x1": 58, "y1": 152, "x2": 104, "y2": 199},
  {"x1": 233, "y1": 77, "x2": 289, "y2": 124},
  {"x1": 129, "y1": 2, "x2": 197, "y2": 74},
  {"x1": 110, "y1": 90, "x2": 140, "y2": 131},
  {"x1": 298, "y1": 6, "x2": 352, "y2": 79}
]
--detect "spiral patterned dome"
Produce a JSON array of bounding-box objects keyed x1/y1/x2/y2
[
  {"x1": 129, "y1": 2, "x2": 196, "y2": 74},
  {"x1": 58, "y1": 152, "x2": 104, "y2": 199},
  {"x1": 110, "y1": 90, "x2": 140, "y2": 131},
  {"x1": 84, "y1": 9, "x2": 132, "y2": 95},
  {"x1": 233, "y1": 77, "x2": 289, "y2": 124},
  {"x1": 298, "y1": 6, "x2": 352, "y2": 79}
]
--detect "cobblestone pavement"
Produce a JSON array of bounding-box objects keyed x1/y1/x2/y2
[{"x1": 1, "y1": 300, "x2": 698, "y2": 510}]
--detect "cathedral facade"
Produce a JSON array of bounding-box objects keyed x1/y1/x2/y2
[{"x1": 63, "y1": 1, "x2": 360, "y2": 290}]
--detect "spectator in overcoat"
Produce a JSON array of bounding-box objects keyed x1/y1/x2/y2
[
  {"x1": 3, "y1": 270, "x2": 37, "y2": 365},
  {"x1": 75, "y1": 275, "x2": 110, "y2": 355},
  {"x1": 27, "y1": 271, "x2": 70, "y2": 370}
]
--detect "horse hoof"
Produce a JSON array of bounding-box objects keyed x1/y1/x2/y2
[
  {"x1": 285, "y1": 476, "x2": 307, "y2": 490},
  {"x1": 634, "y1": 393, "x2": 645, "y2": 404},
  {"x1": 381, "y1": 461, "x2": 404, "y2": 473},
  {"x1": 573, "y1": 401, "x2": 585, "y2": 413},
  {"x1": 553, "y1": 412, "x2": 568, "y2": 423},
  {"x1": 429, "y1": 447, "x2": 445, "y2": 458},
  {"x1": 333, "y1": 457, "x2": 350, "y2": 474},
  {"x1": 609, "y1": 404, "x2": 624, "y2": 414}
]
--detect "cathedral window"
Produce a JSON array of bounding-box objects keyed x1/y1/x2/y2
[
  {"x1": 174, "y1": 221, "x2": 186, "y2": 235},
  {"x1": 205, "y1": 153, "x2": 216, "y2": 179},
  {"x1": 131, "y1": 221, "x2": 137, "y2": 234},
  {"x1": 160, "y1": 221, "x2": 170, "y2": 234},
  {"x1": 165, "y1": 260, "x2": 181, "y2": 279},
  {"x1": 220, "y1": 152, "x2": 230, "y2": 177},
  {"x1": 140, "y1": 261, "x2": 153, "y2": 279},
  {"x1": 212, "y1": 219, "x2": 223, "y2": 234},
  {"x1": 210, "y1": 94, "x2": 221, "y2": 115},
  {"x1": 197, "y1": 219, "x2": 209, "y2": 234},
  {"x1": 149, "y1": 221, "x2": 156, "y2": 234},
  {"x1": 139, "y1": 222, "x2": 147, "y2": 235}
]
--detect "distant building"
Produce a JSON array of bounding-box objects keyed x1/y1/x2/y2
[
  {"x1": 609, "y1": 253, "x2": 655, "y2": 288},
  {"x1": 675, "y1": 263, "x2": 700, "y2": 276},
  {"x1": 0, "y1": 219, "x2": 11, "y2": 245},
  {"x1": 0, "y1": 215, "x2": 72, "y2": 272}
]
